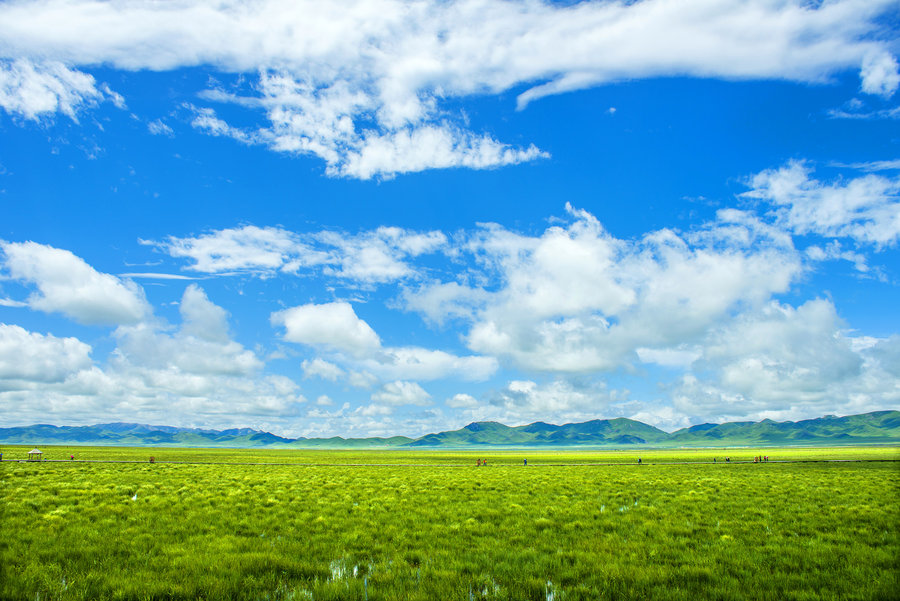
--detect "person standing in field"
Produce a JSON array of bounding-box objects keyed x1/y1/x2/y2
[
  {"x1": 477, "y1": 458, "x2": 481, "y2": 467},
  {"x1": 523, "y1": 458, "x2": 527, "y2": 466}
]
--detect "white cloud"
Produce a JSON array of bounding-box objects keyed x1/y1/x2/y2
[
  {"x1": 0, "y1": 58, "x2": 104, "y2": 121},
  {"x1": 118, "y1": 272, "x2": 196, "y2": 280},
  {"x1": 371, "y1": 380, "x2": 432, "y2": 406},
  {"x1": 0, "y1": 323, "x2": 92, "y2": 383},
  {"x1": 147, "y1": 118, "x2": 173, "y2": 136},
  {"x1": 626, "y1": 406, "x2": 693, "y2": 433},
  {"x1": 152, "y1": 225, "x2": 315, "y2": 274},
  {"x1": 278, "y1": 302, "x2": 497, "y2": 382},
  {"x1": 364, "y1": 346, "x2": 498, "y2": 382},
  {"x1": 153, "y1": 224, "x2": 444, "y2": 283},
  {"x1": 0, "y1": 310, "x2": 301, "y2": 430},
  {"x1": 404, "y1": 204, "x2": 803, "y2": 374},
  {"x1": 190, "y1": 105, "x2": 255, "y2": 144},
  {"x1": 1, "y1": 240, "x2": 151, "y2": 325},
  {"x1": 301, "y1": 357, "x2": 345, "y2": 381},
  {"x1": 477, "y1": 378, "x2": 626, "y2": 426},
  {"x1": 347, "y1": 370, "x2": 378, "y2": 389},
  {"x1": 316, "y1": 226, "x2": 447, "y2": 283},
  {"x1": 446, "y1": 393, "x2": 479, "y2": 409},
  {"x1": 844, "y1": 159, "x2": 900, "y2": 172},
  {"x1": 698, "y1": 300, "x2": 861, "y2": 403},
  {"x1": 636, "y1": 346, "x2": 702, "y2": 369},
  {"x1": 804, "y1": 241, "x2": 871, "y2": 274},
  {"x1": 271, "y1": 301, "x2": 381, "y2": 356},
  {"x1": 827, "y1": 100, "x2": 900, "y2": 121},
  {"x1": 860, "y1": 50, "x2": 900, "y2": 98},
  {"x1": 115, "y1": 320, "x2": 262, "y2": 378},
  {"x1": 1, "y1": 0, "x2": 895, "y2": 177},
  {"x1": 671, "y1": 299, "x2": 900, "y2": 422},
  {"x1": 179, "y1": 284, "x2": 230, "y2": 343},
  {"x1": 401, "y1": 281, "x2": 489, "y2": 326},
  {"x1": 743, "y1": 160, "x2": 900, "y2": 247},
  {"x1": 335, "y1": 125, "x2": 547, "y2": 180},
  {"x1": 0, "y1": 298, "x2": 28, "y2": 307}
]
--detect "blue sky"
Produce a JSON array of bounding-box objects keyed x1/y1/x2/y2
[{"x1": 1, "y1": 0, "x2": 899, "y2": 437}]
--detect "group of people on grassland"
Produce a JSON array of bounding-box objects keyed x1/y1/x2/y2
[{"x1": 717, "y1": 455, "x2": 770, "y2": 463}]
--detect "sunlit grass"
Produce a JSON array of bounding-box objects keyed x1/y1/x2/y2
[
  {"x1": 1, "y1": 447, "x2": 898, "y2": 600},
  {"x1": 2, "y1": 443, "x2": 897, "y2": 464}
]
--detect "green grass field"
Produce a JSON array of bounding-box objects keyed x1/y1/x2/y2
[{"x1": 2, "y1": 447, "x2": 898, "y2": 600}]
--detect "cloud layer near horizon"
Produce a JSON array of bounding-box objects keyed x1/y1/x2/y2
[
  {"x1": 2, "y1": 159, "x2": 898, "y2": 435},
  {"x1": 1, "y1": 0, "x2": 898, "y2": 178}
]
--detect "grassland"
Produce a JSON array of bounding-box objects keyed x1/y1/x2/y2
[{"x1": 2, "y1": 447, "x2": 898, "y2": 600}]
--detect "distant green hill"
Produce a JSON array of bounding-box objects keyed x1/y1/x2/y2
[
  {"x1": 408, "y1": 417, "x2": 670, "y2": 447},
  {"x1": 1, "y1": 411, "x2": 898, "y2": 449},
  {"x1": 667, "y1": 410, "x2": 900, "y2": 445}
]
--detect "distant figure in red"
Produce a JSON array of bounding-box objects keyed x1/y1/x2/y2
[
  {"x1": 483, "y1": 459, "x2": 487, "y2": 466},
  {"x1": 70, "y1": 454, "x2": 74, "y2": 460}
]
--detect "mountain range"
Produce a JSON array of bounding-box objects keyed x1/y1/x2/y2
[{"x1": 1, "y1": 410, "x2": 898, "y2": 448}]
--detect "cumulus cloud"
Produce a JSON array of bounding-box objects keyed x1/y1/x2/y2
[
  {"x1": 371, "y1": 380, "x2": 432, "y2": 406},
  {"x1": 0, "y1": 0, "x2": 895, "y2": 177},
  {"x1": 116, "y1": 287, "x2": 263, "y2": 378},
  {"x1": 860, "y1": 50, "x2": 900, "y2": 98},
  {"x1": 478, "y1": 379, "x2": 627, "y2": 426},
  {"x1": 363, "y1": 346, "x2": 498, "y2": 382},
  {"x1": 179, "y1": 284, "x2": 230, "y2": 343},
  {"x1": 696, "y1": 300, "x2": 861, "y2": 404},
  {"x1": 0, "y1": 323, "x2": 92, "y2": 383},
  {"x1": 315, "y1": 226, "x2": 447, "y2": 283},
  {"x1": 743, "y1": 160, "x2": 900, "y2": 247},
  {"x1": 301, "y1": 358, "x2": 345, "y2": 381},
  {"x1": 401, "y1": 281, "x2": 490, "y2": 326},
  {"x1": 446, "y1": 393, "x2": 479, "y2": 409},
  {"x1": 0, "y1": 288, "x2": 302, "y2": 430},
  {"x1": 276, "y1": 302, "x2": 497, "y2": 382},
  {"x1": 271, "y1": 301, "x2": 381, "y2": 356},
  {"x1": 402, "y1": 203, "x2": 802, "y2": 374},
  {"x1": 1, "y1": 240, "x2": 151, "y2": 325},
  {"x1": 672, "y1": 299, "x2": 900, "y2": 423}
]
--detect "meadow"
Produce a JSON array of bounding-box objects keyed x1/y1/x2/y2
[{"x1": 1, "y1": 447, "x2": 898, "y2": 600}]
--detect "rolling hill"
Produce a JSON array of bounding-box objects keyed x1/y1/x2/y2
[{"x1": 0, "y1": 410, "x2": 897, "y2": 449}]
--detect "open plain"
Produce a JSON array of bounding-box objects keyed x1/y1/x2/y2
[{"x1": 2, "y1": 446, "x2": 898, "y2": 600}]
